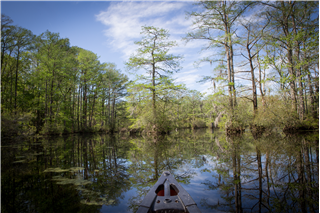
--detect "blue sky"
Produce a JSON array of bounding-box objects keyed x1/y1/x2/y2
[{"x1": 2, "y1": 1, "x2": 215, "y2": 94}]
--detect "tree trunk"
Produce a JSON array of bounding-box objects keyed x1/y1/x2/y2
[
  {"x1": 307, "y1": 73, "x2": 316, "y2": 118},
  {"x1": 50, "y1": 64, "x2": 55, "y2": 122},
  {"x1": 111, "y1": 92, "x2": 116, "y2": 132},
  {"x1": 14, "y1": 48, "x2": 20, "y2": 115},
  {"x1": 0, "y1": 42, "x2": 6, "y2": 87},
  {"x1": 78, "y1": 85, "x2": 81, "y2": 131},
  {"x1": 224, "y1": 31, "x2": 234, "y2": 110},
  {"x1": 101, "y1": 97, "x2": 105, "y2": 129},
  {"x1": 108, "y1": 86, "x2": 111, "y2": 128},
  {"x1": 152, "y1": 46, "x2": 157, "y2": 124},
  {"x1": 292, "y1": 14, "x2": 305, "y2": 120},
  {"x1": 247, "y1": 43, "x2": 258, "y2": 114},
  {"x1": 83, "y1": 74, "x2": 87, "y2": 130},
  {"x1": 72, "y1": 86, "x2": 75, "y2": 132},
  {"x1": 45, "y1": 80, "x2": 48, "y2": 124},
  {"x1": 257, "y1": 55, "x2": 266, "y2": 107},
  {"x1": 281, "y1": 2, "x2": 298, "y2": 112},
  {"x1": 230, "y1": 39, "x2": 236, "y2": 107}
]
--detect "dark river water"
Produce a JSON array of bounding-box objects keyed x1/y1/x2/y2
[{"x1": 1, "y1": 128, "x2": 319, "y2": 213}]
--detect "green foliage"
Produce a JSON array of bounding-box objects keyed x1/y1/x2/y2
[
  {"x1": 1, "y1": 15, "x2": 130, "y2": 136},
  {"x1": 1, "y1": 112, "x2": 36, "y2": 137},
  {"x1": 2, "y1": 3, "x2": 319, "y2": 137},
  {"x1": 126, "y1": 26, "x2": 183, "y2": 133}
]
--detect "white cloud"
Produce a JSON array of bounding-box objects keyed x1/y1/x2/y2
[
  {"x1": 96, "y1": 2, "x2": 190, "y2": 60},
  {"x1": 174, "y1": 73, "x2": 200, "y2": 86},
  {"x1": 96, "y1": 1, "x2": 218, "y2": 93}
]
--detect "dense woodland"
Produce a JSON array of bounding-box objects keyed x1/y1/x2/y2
[{"x1": 1, "y1": 1, "x2": 319, "y2": 137}]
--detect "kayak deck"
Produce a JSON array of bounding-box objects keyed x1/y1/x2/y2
[{"x1": 136, "y1": 171, "x2": 201, "y2": 213}]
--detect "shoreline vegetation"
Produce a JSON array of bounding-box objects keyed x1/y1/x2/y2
[{"x1": 1, "y1": 1, "x2": 319, "y2": 139}]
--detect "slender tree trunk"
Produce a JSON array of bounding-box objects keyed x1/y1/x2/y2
[
  {"x1": 45, "y1": 80, "x2": 48, "y2": 124},
  {"x1": 222, "y1": 1, "x2": 234, "y2": 111},
  {"x1": 111, "y1": 92, "x2": 116, "y2": 132},
  {"x1": 90, "y1": 98, "x2": 93, "y2": 128},
  {"x1": 230, "y1": 39, "x2": 236, "y2": 107},
  {"x1": 1, "y1": 43, "x2": 6, "y2": 71},
  {"x1": 14, "y1": 48, "x2": 20, "y2": 115},
  {"x1": 257, "y1": 55, "x2": 266, "y2": 107},
  {"x1": 0, "y1": 42, "x2": 6, "y2": 93},
  {"x1": 72, "y1": 86, "x2": 75, "y2": 132},
  {"x1": 50, "y1": 64, "x2": 55, "y2": 122},
  {"x1": 292, "y1": 15, "x2": 305, "y2": 120},
  {"x1": 287, "y1": 46, "x2": 298, "y2": 112},
  {"x1": 108, "y1": 86, "x2": 111, "y2": 128},
  {"x1": 247, "y1": 43, "x2": 258, "y2": 114},
  {"x1": 78, "y1": 85, "x2": 81, "y2": 131},
  {"x1": 152, "y1": 48, "x2": 157, "y2": 126},
  {"x1": 281, "y1": 2, "x2": 297, "y2": 112},
  {"x1": 307, "y1": 73, "x2": 316, "y2": 118},
  {"x1": 225, "y1": 40, "x2": 233, "y2": 110},
  {"x1": 36, "y1": 86, "x2": 41, "y2": 133},
  {"x1": 83, "y1": 73, "x2": 87, "y2": 130},
  {"x1": 10, "y1": 64, "x2": 13, "y2": 112},
  {"x1": 101, "y1": 96, "x2": 105, "y2": 129},
  {"x1": 303, "y1": 81, "x2": 308, "y2": 115}
]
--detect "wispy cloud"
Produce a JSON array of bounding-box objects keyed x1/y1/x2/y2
[
  {"x1": 96, "y1": 2, "x2": 215, "y2": 95},
  {"x1": 96, "y1": 2, "x2": 190, "y2": 59}
]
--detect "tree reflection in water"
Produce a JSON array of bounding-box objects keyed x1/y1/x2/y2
[
  {"x1": 126, "y1": 134, "x2": 198, "y2": 212},
  {"x1": 1, "y1": 129, "x2": 318, "y2": 213},
  {"x1": 1, "y1": 133, "x2": 133, "y2": 213},
  {"x1": 200, "y1": 130, "x2": 319, "y2": 213}
]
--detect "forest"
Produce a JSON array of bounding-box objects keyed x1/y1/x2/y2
[{"x1": 1, "y1": 1, "x2": 319, "y2": 137}]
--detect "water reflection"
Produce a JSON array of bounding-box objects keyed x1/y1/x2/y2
[
  {"x1": 1, "y1": 129, "x2": 318, "y2": 213},
  {"x1": 201, "y1": 130, "x2": 319, "y2": 213}
]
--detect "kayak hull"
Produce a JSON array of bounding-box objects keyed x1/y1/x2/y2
[{"x1": 136, "y1": 171, "x2": 201, "y2": 213}]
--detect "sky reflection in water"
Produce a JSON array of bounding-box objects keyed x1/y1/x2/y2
[{"x1": 1, "y1": 129, "x2": 318, "y2": 213}]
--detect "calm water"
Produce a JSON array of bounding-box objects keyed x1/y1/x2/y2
[{"x1": 1, "y1": 129, "x2": 319, "y2": 213}]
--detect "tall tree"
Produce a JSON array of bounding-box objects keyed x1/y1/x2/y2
[
  {"x1": 33, "y1": 31, "x2": 76, "y2": 132},
  {"x1": 126, "y1": 26, "x2": 182, "y2": 130},
  {"x1": 185, "y1": 1, "x2": 253, "y2": 111},
  {"x1": 77, "y1": 48, "x2": 100, "y2": 131},
  {"x1": 238, "y1": 14, "x2": 269, "y2": 115},
  {"x1": 12, "y1": 27, "x2": 34, "y2": 114},
  {"x1": 109, "y1": 71, "x2": 128, "y2": 133},
  {"x1": 262, "y1": 1, "x2": 319, "y2": 120},
  {"x1": 1, "y1": 14, "x2": 15, "y2": 73}
]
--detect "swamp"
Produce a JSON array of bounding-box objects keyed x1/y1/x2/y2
[
  {"x1": 2, "y1": 129, "x2": 318, "y2": 213},
  {"x1": 1, "y1": 1, "x2": 319, "y2": 212}
]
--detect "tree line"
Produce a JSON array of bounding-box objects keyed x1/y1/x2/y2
[
  {"x1": 184, "y1": 1, "x2": 319, "y2": 129},
  {"x1": 1, "y1": 14, "x2": 128, "y2": 135},
  {"x1": 126, "y1": 1, "x2": 319, "y2": 133},
  {"x1": 1, "y1": 1, "x2": 319, "y2": 136}
]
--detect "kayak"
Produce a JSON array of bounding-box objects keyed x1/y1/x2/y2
[{"x1": 136, "y1": 171, "x2": 201, "y2": 213}]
